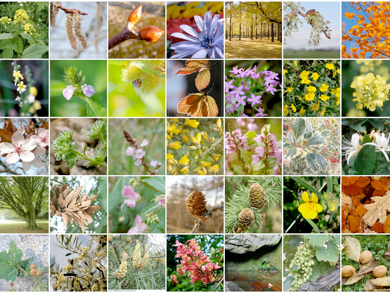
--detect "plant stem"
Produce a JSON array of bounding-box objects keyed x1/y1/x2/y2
[{"x1": 306, "y1": 218, "x2": 321, "y2": 233}]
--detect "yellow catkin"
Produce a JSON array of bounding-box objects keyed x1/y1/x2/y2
[{"x1": 132, "y1": 241, "x2": 142, "y2": 268}]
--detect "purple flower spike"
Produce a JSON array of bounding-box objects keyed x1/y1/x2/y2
[
  {"x1": 125, "y1": 147, "x2": 134, "y2": 156},
  {"x1": 140, "y1": 139, "x2": 148, "y2": 148},
  {"x1": 63, "y1": 85, "x2": 77, "y2": 100},
  {"x1": 82, "y1": 84, "x2": 95, "y2": 97}
]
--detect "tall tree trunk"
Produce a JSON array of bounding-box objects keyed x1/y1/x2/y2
[
  {"x1": 239, "y1": 7, "x2": 241, "y2": 41},
  {"x1": 268, "y1": 22, "x2": 270, "y2": 39},
  {"x1": 260, "y1": 22, "x2": 262, "y2": 40},
  {"x1": 251, "y1": 14, "x2": 253, "y2": 40},
  {"x1": 229, "y1": 3, "x2": 232, "y2": 41},
  {"x1": 271, "y1": 22, "x2": 274, "y2": 42},
  {"x1": 24, "y1": 209, "x2": 38, "y2": 230},
  {"x1": 279, "y1": 22, "x2": 282, "y2": 43},
  {"x1": 255, "y1": 14, "x2": 258, "y2": 39}
]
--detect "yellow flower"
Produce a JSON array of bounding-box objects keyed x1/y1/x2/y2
[
  {"x1": 17, "y1": 82, "x2": 26, "y2": 93},
  {"x1": 319, "y1": 84, "x2": 329, "y2": 92},
  {"x1": 167, "y1": 153, "x2": 174, "y2": 160},
  {"x1": 321, "y1": 110, "x2": 326, "y2": 116},
  {"x1": 14, "y1": 9, "x2": 29, "y2": 23},
  {"x1": 203, "y1": 132, "x2": 209, "y2": 141},
  {"x1": 180, "y1": 167, "x2": 188, "y2": 174},
  {"x1": 319, "y1": 95, "x2": 330, "y2": 102},
  {"x1": 185, "y1": 118, "x2": 199, "y2": 128},
  {"x1": 304, "y1": 93, "x2": 315, "y2": 101},
  {"x1": 190, "y1": 133, "x2": 201, "y2": 145},
  {"x1": 23, "y1": 23, "x2": 35, "y2": 35},
  {"x1": 200, "y1": 161, "x2": 212, "y2": 167},
  {"x1": 285, "y1": 87, "x2": 293, "y2": 93},
  {"x1": 311, "y1": 72, "x2": 320, "y2": 81},
  {"x1": 179, "y1": 155, "x2": 189, "y2": 165},
  {"x1": 211, "y1": 153, "x2": 221, "y2": 161},
  {"x1": 308, "y1": 86, "x2": 316, "y2": 92},
  {"x1": 168, "y1": 142, "x2": 181, "y2": 149},
  {"x1": 29, "y1": 86, "x2": 38, "y2": 96},
  {"x1": 298, "y1": 192, "x2": 323, "y2": 219},
  {"x1": 13, "y1": 70, "x2": 24, "y2": 81},
  {"x1": 325, "y1": 63, "x2": 335, "y2": 70},
  {"x1": 337, "y1": 69, "x2": 340, "y2": 75},
  {"x1": 189, "y1": 146, "x2": 197, "y2": 150},
  {"x1": 291, "y1": 104, "x2": 296, "y2": 112},
  {"x1": 283, "y1": 69, "x2": 288, "y2": 75},
  {"x1": 294, "y1": 61, "x2": 298, "y2": 66},
  {"x1": 283, "y1": 104, "x2": 289, "y2": 116},
  {"x1": 299, "y1": 107, "x2": 305, "y2": 117},
  {"x1": 167, "y1": 123, "x2": 181, "y2": 136},
  {"x1": 300, "y1": 70, "x2": 310, "y2": 84},
  {"x1": 181, "y1": 135, "x2": 189, "y2": 143},
  {"x1": 29, "y1": 101, "x2": 41, "y2": 113},
  {"x1": 0, "y1": 16, "x2": 11, "y2": 25},
  {"x1": 311, "y1": 103, "x2": 319, "y2": 111},
  {"x1": 208, "y1": 164, "x2": 219, "y2": 174},
  {"x1": 216, "y1": 118, "x2": 222, "y2": 131}
]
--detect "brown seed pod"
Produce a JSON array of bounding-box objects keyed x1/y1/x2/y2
[
  {"x1": 238, "y1": 208, "x2": 255, "y2": 229},
  {"x1": 186, "y1": 191, "x2": 207, "y2": 218},
  {"x1": 248, "y1": 183, "x2": 266, "y2": 209},
  {"x1": 342, "y1": 265, "x2": 356, "y2": 278},
  {"x1": 128, "y1": 5, "x2": 142, "y2": 24},
  {"x1": 31, "y1": 269, "x2": 37, "y2": 276},
  {"x1": 30, "y1": 264, "x2": 36, "y2": 270},
  {"x1": 139, "y1": 26, "x2": 164, "y2": 43},
  {"x1": 36, "y1": 269, "x2": 42, "y2": 276},
  {"x1": 360, "y1": 250, "x2": 372, "y2": 264}
]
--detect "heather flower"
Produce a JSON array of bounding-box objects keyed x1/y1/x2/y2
[
  {"x1": 128, "y1": 214, "x2": 150, "y2": 233},
  {"x1": 63, "y1": 85, "x2": 77, "y2": 100},
  {"x1": 170, "y1": 11, "x2": 224, "y2": 58},
  {"x1": 0, "y1": 131, "x2": 36, "y2": 165},
  {"x1": 120, "y1": 185, "x2": 141, "y2": 210},
  {"x1": 81, "y1": 84, "x2": 95, "y2": 97},
  {"x1": 31, "y1": 128, "x2": 49, "y2": 148}
]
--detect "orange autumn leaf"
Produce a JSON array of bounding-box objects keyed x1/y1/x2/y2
[
  {"x1": 371, "y1": 179, "x2": 384, "y2": 191},
  {"x1": 345, "y1": 12, "x2": 356, "y2": 19},
  {"x1": 356, "y1": 176, "x2": 370, "y2": 187},
  {"x1": 177, "y1": 93, "x2": 218, "y2": 117},
  {"x1": 176, "y1": 60, "x2": 211, "y2": 91}
]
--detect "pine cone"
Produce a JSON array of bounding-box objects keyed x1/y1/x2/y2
[
  {"x1": 249, "y1": 183, "x2": 266, "y2": 209},
  {"x1": 50, "y1": 184, "x2": 101, "y2": 233},
  {"x1": 238, "y1": 208, "x2": 255, "y2": 229},
  {"x1": 186, "y1": 191, "x2": 207, "y2": 218}
]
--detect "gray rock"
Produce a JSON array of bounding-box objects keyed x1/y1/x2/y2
[
  {"x1": 0, "y1": 235, "x2": 49, "y2": 291},
  {"x1": 226, "y1": 281, "x2": 245, "y2": 291},
  {"x1": 225, "y1": 234, "x2": 282, "y2": 254}
]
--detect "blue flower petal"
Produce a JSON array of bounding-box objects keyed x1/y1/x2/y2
[
  {"x1": 171, "y1": 32, "x2": 199, "y2": 43},
  {"x1": 179, "y1": 25, "x2": 200, "y2": 38},
  {"x1": 192, "y1": 49, "x2": 208, "y2": 58}
]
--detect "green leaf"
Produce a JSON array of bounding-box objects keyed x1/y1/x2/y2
[
  {"x1": 306, "y1": 235, "x2": 329, "y2": 247},
  {"x1": 2, "y1": 47, "x2": 13, "y2": 58},
  {"x1": 0, "y1": 33, "x2": 13, "y2": 40},
  {"x1": 305, "y1": 218, "x2": 321, "y2": 233},
  {"x1": 369, "y1": 119, "x2": 384, "y2": 131},
  {"x1": 315, "y1": 242, "x2": 339, "y2": 262},
  {"x1": 362, "y1": 135, "x2": 372, "y2": 144},
  {"x1": 283, "y1": 276, "x2": 295, "y2": 292},
  {"x1": 305, "y1": 133, "x2": 325, "y2": 147},
  {"x1": 354, "y1": 144, "x2": 376, "y2": 175},
  {"x1": 85, "y1": 98, "x2": 107, "y2": 117},
  {"x1": 290, "y1": 177, "x2": 322, "y2": 200},
  {"x1": 0, "y1": 265, "x2": 18, "y2": 282},
  {"x1": 349, "y1": 119, "x2": 367, "y2": 132},
  {"x1": 306, "y1": 153, "x2": 318, "y2": 171},
  {"x1": 19, "y1": 32, "x2": 34, "y2": 43},
  {"x1": 21, "y1": 44, "x2": 48, "y2": 58},
  {"x1": 315, "y1": 153, "x2": 327, "y2": 171},
  {"x1": 291, "y1": 118, "x2": 306, "y2": 141},
  {"x1": 141, "y1": 178, "x2": 165, "y2": 194},
  {"x1": 244, "y1": 130, "x2": 257, "y2": 140},
  {"x1": 304, "y1": 120, "x2": 313, "y2": 138},
  {"x1": 285, "y1": 147, "x2": 298, "y2": 159}
]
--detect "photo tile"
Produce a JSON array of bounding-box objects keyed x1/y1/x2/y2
[
  {"x1": 225, "y1": 117, "x2": 282, "y2": 175},
  {"x1": 50, "y1": 175, "x2": 107, "y2": 234},
  {"x1": 108, "y1": 175, "x2": 165, "y2": 234},
  {"x1": 108, "y1": 2, "x2": 165, "y2": 59},
  {"x1": 49, "y1": 2, "x2": 108, "y2": 59},
  {"x1": 0, "y1": 235, "x2": 49, "y2": 290},
  {"x1": 108, "y1": 234, "x2": 166, "y2": 290},
  {"x1": 283, "y1": 1, "x2": 340, "y2": 59},
  {"x1": 225, "y1": 176, "x2": 282, "y2": 233},
  {"x1": 108, "y1": 118, "x2": 165, "y2": 175},
  {"x1": 167, "y1": 2, "x2": 224, "y2": 59},
  {"x1": 108, "y1": 59, "x2": 166, "y2": 117},
  {"x1": 167, "y1": 117, "x2": 223, "y2": 175},
  {"x1": 283, "y1": 118, "x2": 341, "y2": 175},
  {"x1": 166, "y1": 176, "x2": 223, "y2": 233},
  {"x1": 167, "y1": 59, "x2": 223, "y2": 118},
  {"x1": 50, "y1": 118, "x2": 107, "y2": 175},
  {"x1": 50, "y1": 60, "x2": 107, "y2": 117},
  {"x1": 225, "y1": 2, "x2": 282, "y2": 59}
]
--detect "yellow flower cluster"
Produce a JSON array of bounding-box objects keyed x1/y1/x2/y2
[
  {"x1": 167, "y1": 118, "x2": 222, "y2": 175},
  {"x1": 0, "y1": 16, "x2": 11, "y2": 25},
  {"x1": 351, "y1": 73, "x2": 390, "y2": 111},
  {"x1": 300, "y1": 70, "x2": 311, "y2": 84},
  {"x1": 14, "y1": 9, "x2": 29, "y2": 23},
  {"x1": 23, "y1": 23, "x2": 36, "y2": 35},
  {"x1": 304, "y1": 86, "x2": 316, "y2": 101}
]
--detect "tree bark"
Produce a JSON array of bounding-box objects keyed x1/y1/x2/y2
[
  {"x1": 279, "y1": 22, "x2": 282, "y2": 42},
  {"x1": 239, "y1": 7, "x2": 242, "y2": 41},
  {"x1": 255, "y1": 14, "x2": 258, "y2": 39},
  {"x1": 268, "y1": 22, "x2": 270, "y2": 39},
  {"x1": 229, "y1": 2, "x2": 232, "y2": 41},
  {"x1": 297, "y1": 263, "x2": 340, "y2": 292},
  {"x1": 271, "y1": 22, "x2": 274, "y2": 42}
]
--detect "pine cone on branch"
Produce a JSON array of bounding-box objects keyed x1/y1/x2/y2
[
  {"x1": 238, "y1": 208, "x2": 255, "y2": 232},
  {"x1": 186, "y1": 191, "x2": 207, "y2": 218},
  {"x1": 249, "y1": 183, "x2": 266, "y2": 209},
  {"x1": 50, "y1": 184, "x2": 101, "y2": 233}
]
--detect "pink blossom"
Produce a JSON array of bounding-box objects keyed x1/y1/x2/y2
[
  {"x1": 171, "y1": 274, "x2": 178, "y2": 285},
  {"x1": 140, "y1": 139, "x2": 148, "y2": 147},
  {"x1": 135, "y1": 159, "x2": 142, "y2": 166},
  {"x1": 31, "y1": 128, "x2": 49, "y2": 148},
  {"x1": 120, "y1": 185, "x2": 141, "y2": 210},
  {"x1": 127, "y1": 214, "x2": 150, "y2": 233},
  {"x1": 158, "y1": 198, "x2": 165, "y2": 207},
  {"x1": 133, "y1": 149, "x2": 145, "y2": 159},
  {"x1": 125, "y1": 147, "x2": 134, "y2": 156},
  {"x1": 81, "y1": 84, "x2": 95, "y2": 97},
  {"x1": 0, "y1": 131, "x2": 36, "y2": 165},
  {"x1": 150, "y1": 160, "x2": 161, "y2": 168},
  {"x1": 22, "y1": 146, "x2": 45, "y2": 171}
]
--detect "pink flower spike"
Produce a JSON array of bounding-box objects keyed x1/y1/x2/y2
[
  {"x1": 63, "y1": 85, "x2": 77, "y2": 100},
  {"x1": 140, "y1": 139, "x2": 148, "y2": 147},
  {"x1": 125, "y1": 147, "x2": 134, "y2": 156},
  {"x1": 127, "y1": 214, "x2": 150, "y2": 233},
  {"x1": 120, "y1": 185, "x2": 141, "y2": 210}
]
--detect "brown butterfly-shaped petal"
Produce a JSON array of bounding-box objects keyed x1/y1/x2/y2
[
  {"x1": 176, "y1": 60, "x2": 211, "y2": 91},
  {"x1": 177, "y1": 93, "x2": 218, "y2": 117}
]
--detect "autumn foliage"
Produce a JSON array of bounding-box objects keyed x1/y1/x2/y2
[
  {"x1": 342, "y1": 2, "x2": 390, "y2": 59},
  {"x1": 342, "y1": 177, "x2": 390, "y2": 233}
]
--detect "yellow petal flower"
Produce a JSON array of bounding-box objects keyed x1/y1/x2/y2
[
  {"x1": 179, "y1": 155, "x2": 189, "y2": 165},
  {"x1": 196, "y1": 133, "x2": 202, "y2": 144},
  {"x1": 208, "y1": 164, "x2": 219, "y2": 174},
  {"x1": 203, "y1": 132, "x2": 209, "y2": 140},
  {"x1": 180, "y1": 167, "x2": 188, "y2": 174},
  {"x1": 185, "y1": 118, "x2": 199, "y2": 128},
  {"x1": 181, "y1": 135, "x2": 189, "y2": 143},
  {"x1": 167, "y1": 153, "x2": 174, "y2": 160},
  {"x1": 200, "y1": 161, "x2": 212, "y2": 167},
  {"x1": 189, "y1": 146, "x2": 197, "y2": 150},
  {"x1": 168, "y1": 142, "x2": 181, "y2": 149}
]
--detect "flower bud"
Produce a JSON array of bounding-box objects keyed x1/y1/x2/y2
[
  {"x1": 128, "y1": 5, "x2": 142, "y2": 24},
  {"x1": 139, "y1": 26, "x2": 164, "y2": 43}
]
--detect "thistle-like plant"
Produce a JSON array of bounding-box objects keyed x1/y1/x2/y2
[
  {"x1": 53, "y1": 119, "x2": 107, "y2": 169},
  {"x1": 225, "y1": 177, "x2": 282, "y2": 233}
]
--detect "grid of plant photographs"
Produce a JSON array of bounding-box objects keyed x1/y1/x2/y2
[{"x1": 1, "y1": 1, "x2": 390, "y2": 292}]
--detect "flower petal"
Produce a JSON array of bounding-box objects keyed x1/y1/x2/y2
[
  {"x1": 298, "y1": 203, "x2": 306, "y2": 213},
  {"x1": 171, "y1": 32, "x2": 199, "y2": 43},
  {"x1": 122, "y1": 185, "x2": 135, "y2": 199},
  {"x1": 204, "y1": 11, "x2": 212, "y2": 33},
  {"x1": 6, "y1": 152, "x2": 19, "y2": 164},
  {"x1": 135, "y1": 214, "x2": 142, "y2": 228},
  {"x1": 22, "y1": 138, "x2": 37, "y2": 151},
  {"x1": 12, "y1": 131, "x2": 24, "y2": 146},
  {"x1": 310, "y1": 193, "x2": 318, "y2": 203},
  {"x1": 194, "y1": 15, "x2": 205, "y2": 32},
  {"x1": 301, "y1": 191, "x2": 309, "y2": 202},
  {"x1": 20, "y1": 151, "x2": 34, "y2": 162},
  {"x1": 381, "y1": 149, "x2": 390, "y2": 162},
  {"x1": 22, "y1": 160, "x2": 32, "y2": 171},
  {"x1": 210, "y1": 14, "x2": 220, "y2": 34},
  {"x1": 0, "y1": 142, "x2": 15, "y2": 154},
  {"x1": 316, "y1": 204, "x2": 323, "y2": 213},
  {"x1": 179, "y1": 25, "x2": 200, "y2": 38},
  {"x1": 33, "y1": 146, "x2": 46, "y2": 156},
  {"x1": 192, "y1": 49, "x2": 208, "y2": 58},
  {"x1": 306, "y1": 209, "x2": 318, "y2": 219}
]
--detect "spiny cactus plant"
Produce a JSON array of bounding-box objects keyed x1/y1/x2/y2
[{"x1": 225, "y1": 177, "x2": 282, "y2": 233}]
